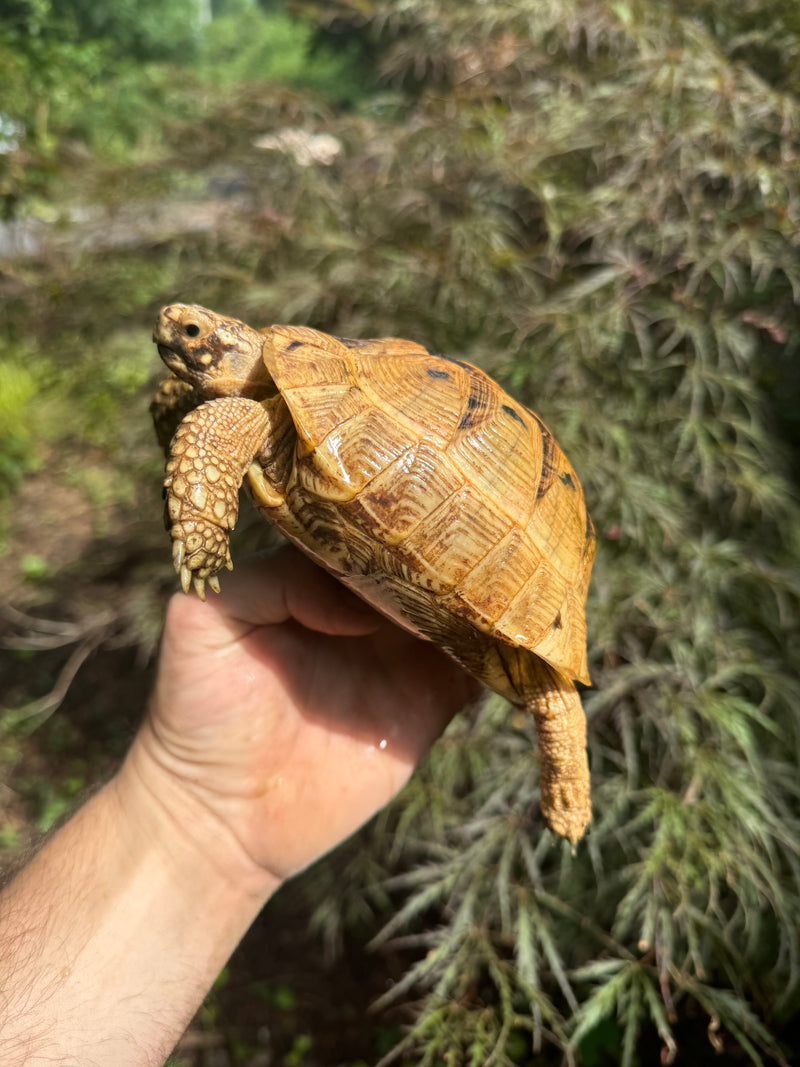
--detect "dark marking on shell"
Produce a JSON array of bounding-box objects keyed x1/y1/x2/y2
[
  {"x1": 427, "y1": 368, "x2": 451, "y2": 380},
  {"x1": 502, "y1": 403, "x2": 525, "y2": 426},
  {"x1": 461, "y1": 372, "x2": 490, "y2": 428},
  {"x1": 559, "y1": 471, "x2": 576, "y2": 490},
  {"x1": 367, "y1": 488, "x2": 397, "y2": 510},
  {"x1": 530, "y1": 411, "x2": 549, "y2": 436},
  {"x1": 536, "y1": 430, "x2": 559, "y2": 501},
  {"x1": 584, "y1": 512, "x2": 596, "y2": 550},
  {"x1": 552, "y1": 611, "x2": 563, "y2": 630},
  {"x1": 285, "y1": 340, "x2": 305, "y2": 353},
  {"x1": 441, "y1": 355, "x2": 473, "y2": 370},
  {"x1": 458, "y1": 376, "x2": 489, "y2": 431}
]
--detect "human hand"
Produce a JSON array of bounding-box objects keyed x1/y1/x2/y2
[
  {"x1": 125, "y1": 546, "x2": 480, "y2": 888},
  {"x1": 0, "y1": 548, "x2": 478, "y2": 1067}
]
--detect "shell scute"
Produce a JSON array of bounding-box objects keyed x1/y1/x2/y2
[
  {"x1": 456, "y1": 527, "x2": 542, "y2": 622},
  {"x1": 312, "y1": 408, "x2": 417, "y2": 495},
  {"x1": 269, "y1": 323, "x2": 351, "y2": 358},
  {"x1": 339, "y1": 443, "x2": 466, "y2": 545},
  {"x1": 447, "y1": 413, "x2": 538, "y2": 531},
  {"x1": 401, "y1": 485, "x2": 514, "y2": 591},
  {"x1": 527, "y1": 470, "x2": 587, "y2": 587},
  {"x1": 355, "y1": 350, "x2": 466, "y2": 447},
  {"x1": 497, "y1": 562, "x2": 568, "y2": 648},
  {"x1": 533, "y1": 587, "x2": 590, "y2": 684},
  {"x1": 280, "y1": 383, "x2": 370, "y2": 446}
]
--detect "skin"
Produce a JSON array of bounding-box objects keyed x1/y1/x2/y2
[{"x1": 0, "y1": 548, "x2": 479, "y2": 1067}]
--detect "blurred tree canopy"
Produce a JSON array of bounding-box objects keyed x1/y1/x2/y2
[
  {"x1": 0, "y1": 0, "x2": 202, "y2": 60},
  {"x1": 1, "y1": 0, "x2": 800, "y2": 1064},
  {"x1": 0, "y1": 0, "x2": 368, "y2": 216}
]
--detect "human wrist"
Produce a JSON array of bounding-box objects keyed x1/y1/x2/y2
[
  {"x1": 113, "y1": 718, "x2": 282, "y2": 907},
  {"x1": 0, "y1": 733, "x2": 281, "y2": 1067}
]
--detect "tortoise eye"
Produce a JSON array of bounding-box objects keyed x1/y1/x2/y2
[{"x1": 185, "y1": 323, "x2": 200, "y2": 338}]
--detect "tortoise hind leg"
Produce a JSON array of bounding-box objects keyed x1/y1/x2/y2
[
  {"x1": 500, "y1": 648, "x2": 591, "y2": 845},
  {"x1": 527, "y1": 659, "x2": 591, "y2": 845}
]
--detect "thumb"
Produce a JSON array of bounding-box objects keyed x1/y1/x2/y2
[{"x1": 166, "y1": 547, "x2": 382, "y2": 653}]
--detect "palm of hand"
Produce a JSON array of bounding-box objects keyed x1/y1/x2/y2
[{"x1": 145, "y1": 548, "x2": 479, "y2": 880}]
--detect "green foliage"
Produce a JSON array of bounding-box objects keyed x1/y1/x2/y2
[
  {"x1": 282, "y1": 1032, "x2": 313, "y2": 1065},
  {"x1": 0, "y1": 7, "x2": 188, "y2": 214},
  {"x1": 0, "y1": 356, "x2": 38, "y2": 497},
  {"x1": 19, "y1": 554, "x2": 50, "y2": 582},
  {"x1": 0, "y1": 0, "x2": 202, "y2": 62},
  {"x1": 0, "y1": 0, "x2": 364, "y2": 215},
  {"x1": 673, "y1": 0, "x2": 800, "y2": 92},
  {"x1": 199, "y1": 5, "x2": 370, "y2": 102}
]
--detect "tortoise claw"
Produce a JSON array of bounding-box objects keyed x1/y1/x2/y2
[{"x1": 171, "y1": 536, "x2": 226, "y2": 598}]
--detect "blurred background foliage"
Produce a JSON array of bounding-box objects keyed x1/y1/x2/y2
[{"x1": 1, "y1": 0, "x2": 800, "y2": 1064}]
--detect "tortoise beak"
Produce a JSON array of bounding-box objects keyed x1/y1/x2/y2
[{"x1": 155, "y1": 340, "x2": 187, "y2": 376}]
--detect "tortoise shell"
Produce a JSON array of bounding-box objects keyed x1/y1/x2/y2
[
  {"x1": 152, "y1": 305, "x2": 596, "y2": 842},
  {"x1": 262, "y1": 323, "x2": 593, "y2": 685}
]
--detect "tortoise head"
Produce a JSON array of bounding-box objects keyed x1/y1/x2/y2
[{"x1": 153, "y1": 304, "x2": 277, "y2": 400}]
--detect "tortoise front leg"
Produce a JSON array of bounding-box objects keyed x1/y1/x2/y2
[{"x1": 164, "y1": 397, "x2": 272, "y2": 599}]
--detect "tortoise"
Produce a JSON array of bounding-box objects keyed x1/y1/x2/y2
[{"x1": 151, "y1": 304, "x2": 596, "y2": 843}]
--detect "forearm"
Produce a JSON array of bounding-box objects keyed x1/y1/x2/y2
[{"x1": 0, "y1": 743, "x2": 279, "y2": 1067}]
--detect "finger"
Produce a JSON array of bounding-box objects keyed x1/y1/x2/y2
[{"x1": 206, "y1": 546, "x2": 383, "y2": 638}]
